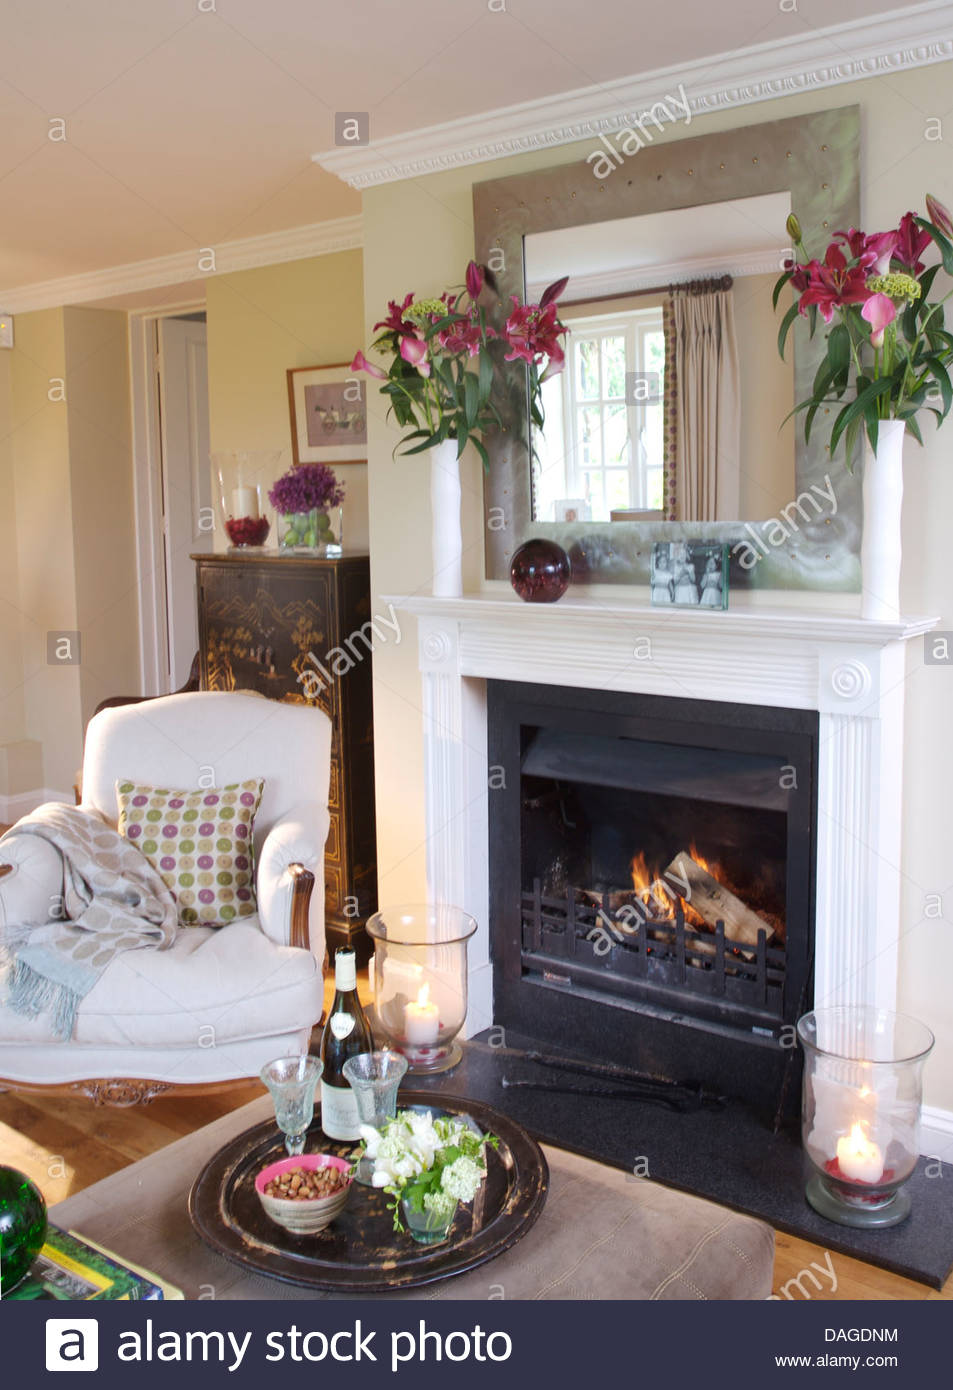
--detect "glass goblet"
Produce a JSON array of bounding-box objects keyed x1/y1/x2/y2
[
  {"x1": 260, "y1": 1056, "x2": 323, "y2": 1156},
  {"x1": 341, "y1": 1050, "x2": 409, "y2": 1184}
]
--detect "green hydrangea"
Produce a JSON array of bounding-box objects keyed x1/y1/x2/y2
[
  {"x1": 423, "y1": 1189, "x2": 457, "y2": 1222},
  {"x1": 405, "y1": 297, "x2": 448, "y2": 322},
  {"x1": 866, "y1": 273, "x2": 921, "y2": 301},
  {"x1": 441, "y1": 1155, "x2": 484, "y2": 1202}
]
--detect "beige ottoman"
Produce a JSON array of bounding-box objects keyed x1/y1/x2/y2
[{"x1": 51, "y1": 1098, "x2": 773, "y2": 1301}]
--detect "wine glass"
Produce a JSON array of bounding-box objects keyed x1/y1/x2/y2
[
  {"x1": 341, "y1": 1050, "x2": 408, "y2": 1184},
  {"x1": 260, "y1": 1056, "x2": 323, "y2": 1156}
]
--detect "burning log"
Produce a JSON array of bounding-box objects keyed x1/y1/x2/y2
[{"x1": 663, "y1": 850, "x2": 776, "y2": 950}]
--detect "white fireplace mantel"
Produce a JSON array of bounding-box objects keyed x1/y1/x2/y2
[{"x1": 388, "y1": 590, "x2": 938, "y2": 1043}]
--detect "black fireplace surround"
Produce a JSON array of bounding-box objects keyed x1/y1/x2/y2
[{"x1": 488, "y1": 681, "x2": 818, "y2": 1117}]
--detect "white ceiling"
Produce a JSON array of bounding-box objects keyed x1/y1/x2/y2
[{"x1": 0, "y1": 0, "x2": 935, "y2": 294}]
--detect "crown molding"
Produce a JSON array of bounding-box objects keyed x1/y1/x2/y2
[
  {"x1": 528, "y1": 247, "x2": 789, "y2": 302},
  {"x1": 0, "y1": 214, "x2": 364, "y2": 315},
  {"x1": 313, "y1": 0, "x2": 953, "y2": 188}
]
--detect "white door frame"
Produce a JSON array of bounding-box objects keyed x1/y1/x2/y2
[{"x1": 129, "y1": 300, "x2": 206, "y2": 695}]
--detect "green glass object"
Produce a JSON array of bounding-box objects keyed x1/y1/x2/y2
[{"x1": 0, "y1": 1166, "x2": 47, "y2": 1297}]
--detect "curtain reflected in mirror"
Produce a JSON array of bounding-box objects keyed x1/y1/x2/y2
[{"x1": 526, "y1": 193, "x2": 796, "y2": 526}]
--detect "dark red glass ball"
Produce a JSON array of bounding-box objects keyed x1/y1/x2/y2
[{"x1": 509, "y1": 539, "x2": 572, "y2": 603}]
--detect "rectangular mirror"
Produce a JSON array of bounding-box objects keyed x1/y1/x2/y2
[
  {"x1": 473, "y1": 106, "x2": 862, "y2": 591},
  {"x1": 525, "y1": 192, "x2": 794, "y2": 526}
]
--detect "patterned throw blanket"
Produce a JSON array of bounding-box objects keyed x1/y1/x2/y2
[{"x1": 0, "y1": 803, "x2": 177, "y2": 1040}]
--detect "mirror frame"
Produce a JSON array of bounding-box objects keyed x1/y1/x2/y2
[{"x1": 473, "y1": 105, "x2": 861, "y2": 591}]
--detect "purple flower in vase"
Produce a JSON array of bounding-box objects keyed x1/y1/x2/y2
[{"x1": 268, "y1": 463, "x2": 345, "y2": 516}]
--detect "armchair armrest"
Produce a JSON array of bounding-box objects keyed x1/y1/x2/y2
[
  {"x1": 288, "y1": 863, "x2": 315, "y2": 950},
  {"x1": 256, "y1": 802, "x2": 330, "y2": 962},
  {"x1": 0, "y1": 834, "x2": 64, "y2": 929}
]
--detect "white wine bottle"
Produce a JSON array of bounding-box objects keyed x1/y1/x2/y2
[{"x1": 319, "y1": 946, "x2": 374, "y2": 1141}]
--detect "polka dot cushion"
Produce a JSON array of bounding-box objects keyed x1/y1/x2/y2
[{"x1": 116, "y1": 778, "x2": 264, "y2": 927}]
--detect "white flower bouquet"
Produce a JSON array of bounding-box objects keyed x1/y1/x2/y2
[{"x1": 360, "y1": 1108, "x2": 497, "y2": 1233}]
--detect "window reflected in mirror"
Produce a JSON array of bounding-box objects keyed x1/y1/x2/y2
[{"x1": 525, "y1": 192, "x2": 796, "y2": 525}]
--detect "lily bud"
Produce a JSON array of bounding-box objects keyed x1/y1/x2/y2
[
  {"x1": 926, "y1": 194, "x2": 953, "y2": 239},
  {"x1": 465, "y1": 260, "x2": 485, "y2": 300},
  {"x1": 786, "y1": 212, "x2": 803, "y2": 244}
]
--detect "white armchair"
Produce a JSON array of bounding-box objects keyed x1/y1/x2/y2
[{"x1": 0, "y1": 691, "x2": 331, "y2": 1104}]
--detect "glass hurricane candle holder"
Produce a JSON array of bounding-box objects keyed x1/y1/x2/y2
[
  {"x1": 214, "y1": 450, "x2": 281, "y2": 550},
  {"x1": 797, "y1": 1007, "x2": 934, "y2": 1228},
  {"x1": 366, "y1": 905, "x2": 477, "y2": 1074}
]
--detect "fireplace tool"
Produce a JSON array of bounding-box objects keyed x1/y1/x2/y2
[{"x1": 500, "y1": 1051, "x2": 728, "y2": 1114}]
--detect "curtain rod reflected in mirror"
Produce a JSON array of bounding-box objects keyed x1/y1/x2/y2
[{"x1": 473, "y1": 105, "x2": 863, "y2": 593}]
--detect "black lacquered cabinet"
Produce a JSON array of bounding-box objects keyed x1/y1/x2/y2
[{"x1": 193, "y1": 551, "x2": 377, "y2": 956}]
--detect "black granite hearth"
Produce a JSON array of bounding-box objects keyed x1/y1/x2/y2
[{"x1": 413, "y1": 1034, "x2": 953, "y2": 1290}]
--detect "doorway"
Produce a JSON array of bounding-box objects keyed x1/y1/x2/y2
[{"x1": 131, "y1": 308, "x2": 211, "y2": 693}]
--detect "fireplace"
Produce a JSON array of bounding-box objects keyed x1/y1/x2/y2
[{"x1": 488, "y1": 681, "x2": 818, "y2": 1115}]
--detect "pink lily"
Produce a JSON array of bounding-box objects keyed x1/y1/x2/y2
[
  {"x1": 351, "y1": 350, "x2": 387, "y2": 380},
  {"x1": 861, "y1": 292, "x2": 896, "y2": 347},
  {"x1": 373, "y1": 292, "x2": 414, "y2": 336},
  {"x1": 539, "y1": 275, "x2": 569, "y2": 309},
  {"x1": 465, "y1": 260, "x2": 484, "y2": 300},
  {"x1": 893, "y1": 211, "x2": 931, "y2": 273},
  {"x1": 798, "y1": 246, "x2": 871, "y2": 323},
  {"x1": 399, "y1": 333, "x2": 431, "y2": 377},
  {"x1": 862, "y1": 231, "x2": 899, "y2": 276},
  {"x1": 926, "y1": 194, "x2": 953, "y2": 239}
]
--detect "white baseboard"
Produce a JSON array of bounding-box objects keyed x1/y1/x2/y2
[
  {"x1": 921, "y1": 1105, "x2": 953, "y2": 1160},
  {"x1": 0, "y1": 788, "x2": 74, "y2": 822}
]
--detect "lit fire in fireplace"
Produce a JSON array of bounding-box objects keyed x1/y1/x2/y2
[
  {"x1": 629, "y1": 844, "x2": 785, "y2": 944},
  {"x1": 630, "y1": 844, "x2": 715, "y2": 928}
]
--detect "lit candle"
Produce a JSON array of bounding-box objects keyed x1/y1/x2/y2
[
  {"x1": 404, "y1": 982, "x2": 440, "y2": 1047},
  {"x1": 231, "y1": 485, "x2": 259, "y2": 520},
  {"x1": 836, "y1": 1121, "x2": 884, "y2": 1184}
]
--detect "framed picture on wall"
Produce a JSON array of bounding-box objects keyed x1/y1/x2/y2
[{"x1": 287, "y1": 363, "x2": 367, "y2": 466}]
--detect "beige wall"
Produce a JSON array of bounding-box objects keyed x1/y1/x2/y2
[
  {"x1": 7, "y1": 309, "x2": 83, "y2": 793},
  {"x1": 206, "y1": 250, "x2": 368, "y2": 548},
  {"x1": 64, "y1": 307, "x2": 139, "y2": 724},
  {"x1": 1, "y1": 307, "x2": 139, "y2": 794},
  {"x1": 0, "y1": 350, "x2": 27, "y2": 779},
  {"x1": 362, "y1": 61, "x2": 953, "y2": 1112}
]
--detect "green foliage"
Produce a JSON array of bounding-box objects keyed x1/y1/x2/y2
[{"x1": 775, "y1": 211, "x2": 953, "y2": 462}]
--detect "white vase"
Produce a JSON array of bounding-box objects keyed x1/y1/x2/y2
[
  {"x1": 430, "y1": 438, "x2": 463, "y2": 598},
  {"x1": 860, "y1": 418, "x2": 905, "y2": 622}
]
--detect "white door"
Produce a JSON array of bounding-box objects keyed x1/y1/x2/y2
[{"x1": 157, "y1": 317, "x2": 211, "y2": 690}]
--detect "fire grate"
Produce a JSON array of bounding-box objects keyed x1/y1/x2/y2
[{"x1": 520, "y1": 878, "x2": 786, "y2": 1033}]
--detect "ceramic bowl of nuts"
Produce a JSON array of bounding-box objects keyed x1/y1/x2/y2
[{"x1": 255, "y1": 1154, "x2": 353, "y2": 1234}]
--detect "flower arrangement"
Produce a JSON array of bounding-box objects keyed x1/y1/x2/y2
[
  {"x1": 360, "y1": 1108, "x2": 497, "y2": 1232},
  {"x1": 268, "y1": 462, "x2": 345, "y2": 515},
  {"x1": 351, "y1": 261, "x2": 569, "y2": 466},
  {"x1": 775, "y1": 197, "x2": 953, "y2": 459}
]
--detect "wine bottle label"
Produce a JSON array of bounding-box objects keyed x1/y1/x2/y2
[
  {"x1": 334, "y1": 949, "x2": 357, "y2": 992},
  {"x1": 329, "y1": 1010, "x2": 356, "y2": 1040},
  {"x1": 321, "y1": 1079, "x2": 362, "y2": 1140}
]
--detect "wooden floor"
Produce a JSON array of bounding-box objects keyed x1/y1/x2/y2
[{"x1": 1, "y1": 1078, "x2": 949, "y2": 1300}]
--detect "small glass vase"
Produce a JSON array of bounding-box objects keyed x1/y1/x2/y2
[
  {"x1": 278, "y1": 507, "x2": 340, "y2": 554},
  {"x1": 401, "y1": 1194, "x2": 457, "y2": 1245}
]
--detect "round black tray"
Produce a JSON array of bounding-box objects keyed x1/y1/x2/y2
[{"x1": 188, "y1": 1093, "x2": 549, "y2": 1292}]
